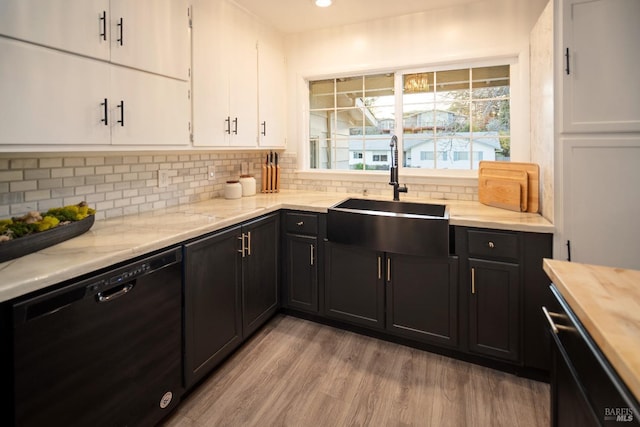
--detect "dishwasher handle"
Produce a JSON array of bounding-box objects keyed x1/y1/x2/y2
[{"x1": 96, "y1": 283, "x2": 134, "y2": 303}]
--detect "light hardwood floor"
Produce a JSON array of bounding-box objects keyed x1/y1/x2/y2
[{"x1": 163, "y1": 314, "x2": 549, "y2": 427}]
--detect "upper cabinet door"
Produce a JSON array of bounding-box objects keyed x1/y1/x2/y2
[
  {"x1": 109, "y1": 0, "x2": 190, "y2": 80},
  {"x1": 110, "y1": 66, "x2": 190, "y2": 146},
  {"x1": 561, "y1": 0, "x2": 640, "y2": 133},
  {"x1": 191, "y1": 0, "x2": 257, "y2": 147},
  {"x1": 226, "y1": 2, "x2": 258, "y2": 147},
  {"x1": 0, "y1": 37, "x2": 111, "y2": 147},
  {"x1": 0, "y1": 0, "x2": 110, "y2": 60},
  {"x1": 257, "y1": 31, "x2": 286, "y2": 148}
]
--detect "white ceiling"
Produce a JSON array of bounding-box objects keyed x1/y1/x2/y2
[{"x1": 231, "y1": 0, "x2": 484, "y2": 34}]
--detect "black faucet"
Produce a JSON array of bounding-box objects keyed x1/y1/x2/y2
[{"x1": 389, "y1": 135, "x2": 408, "y2": 201}]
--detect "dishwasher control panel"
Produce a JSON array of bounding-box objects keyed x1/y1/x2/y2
[{"x1": 85, "y1": 262, "x2": 152, "y2": 293}]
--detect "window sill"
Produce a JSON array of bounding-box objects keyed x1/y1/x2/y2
[{"x1": 293, "y1": 169, "x2": 478, "y2": 186}]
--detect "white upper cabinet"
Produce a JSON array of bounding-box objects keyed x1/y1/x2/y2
[
  {"x1": 192, "y1": 0, "x2": 257, "y2": 147},
  {"x1": 257, "y1": 30, "x2": 286, "y2": 148},
  {"x1": 0, "y1": 0, "x2": 189, "y2": 80},
  {"x1": 0, "y1": 0, "x2": 110, "y2": 61},
  {"x1": 110, "y1": 0, "x2": 190, "y2": 80},
  {"x1": 560, "y1": 0, "x2": 640, "y2": 133},
  {"x1": 0, "y1": 37, "x2": 189, "y2": 150},
  {"x1": 110, "y1": 66, "x2": 190, "y2": 146},
  {"x1": 0, "y1": 37, "x2": 111, "y2": 147},
  {"x1": 192, "y1": 0, "x2": 285, "y2": 148}
]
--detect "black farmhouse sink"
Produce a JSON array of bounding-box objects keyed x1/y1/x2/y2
[{"x1": 327, "y1": 198, "x2": 449, "y2": 257}]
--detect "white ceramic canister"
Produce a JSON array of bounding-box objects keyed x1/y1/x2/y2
[
  {"x1": 224, "y1": 180, "x2": 242, "y2": 199},
  {"x1": 239, "y1": 175, "x2": 256, "y2": 196}
]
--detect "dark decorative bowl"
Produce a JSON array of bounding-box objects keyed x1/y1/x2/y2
[{"x1": 0, "y1": 215, "x2": 95, "y2": 264}]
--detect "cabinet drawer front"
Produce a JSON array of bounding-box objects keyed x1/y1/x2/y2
[
  {"x1": 468, "y1": 230, "x2": 518, "y2": 260},
  {"x1": 285, "y1": 212, "x2": 318, "y2": 235}
]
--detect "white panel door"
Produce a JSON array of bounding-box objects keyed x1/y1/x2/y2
[
  {"x1": 562, "y1": 137, "x2": 640, "y2": 269},
  {"x1": 257, "y1": 30, "x2": 286, "y2": 148},
  {"x1": 110, "y1": 66, "x2": 190, "y2": 146},
  {"x1": 0, "y1": 0, "x2": 110, "y2": 60},
  {"x1": 191, "y1": 0, "x2": 230, "y2": 147},
  {"x1": 226, "y1": 2, "x2": 258, "y2": 147},
  {"x1": 0, "y1": 37, "x2": 111, "y2": 147},
  {"x1": 561, "y1": 0, "x2": 640, "y2": 133},
  {"x1": 109, "y1": 0, "x2": 190, "y2": 80},
  {"x1": 191, "y1": 0, "x2": 257, "y2": 147}
]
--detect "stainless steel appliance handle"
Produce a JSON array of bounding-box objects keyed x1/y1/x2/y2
[{"x1": 97, "y1": 283, "x2": 133, "y2": 303}]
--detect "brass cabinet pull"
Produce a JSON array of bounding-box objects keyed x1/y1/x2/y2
[
  {"x1": 542, "y1": 306, "x2": 572, "y2": 334},
  {"x1": 377, "y1": 256, "x2": 382, "y2": 279},
  {"x1": 246, "y1": 231, "x2": 251, "y2": 256},
  {"x1": 542, "y1": 306, "x2": 558, "y2": 334},
  {"x1": 471, "y1": 267, "x2": 476, "y2": 294},
  {"x1": 310, "y1": 244, "x2": 314, "y2": 266},
  {"x1": 387, "y1": 258, "x2": 391, "y2": 282},
  {"x1": 488, "y1": 241, "x2": 495, "y2": 249},
  {"x1": 237, "y1": 234, "x2": 246, "y2": 257}
]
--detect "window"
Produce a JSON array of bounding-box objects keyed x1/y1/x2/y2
[
  {"x1": 309, "y1": 74, "x2": 395, "y2": 171},
  {"x1": 403, "y1": 65, "x2": 510, "y2": 170},
  {"x1": 308, "y1": 63, "x2": 511, "y2": 172}
]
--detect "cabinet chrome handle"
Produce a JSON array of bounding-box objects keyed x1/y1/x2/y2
[
  {"x1": 99, "y1": 11, "x2": 107, "y2": 41},
  {"x1": 225, "y1": 116, "x2": 231, "y2": 134},
  {"x1": 377, "y1": 256, "x2": 382, "y2": 279},
  {"x1": 297, "y1": 221, "x2": 304, "y2": 226},
  {"x1": 261, "y1": 121, "x2": 267, "y2": 136},
  {"x1": 117, "y1": 17, "x2": 124, "y2": 46},
  {"x1": 246, "y1": 231, "x2": 251, "y2": 256},
  {"x1": 100, "y1": 98, "x2": 108, "y2": 126},
  {"x1": 310, "y1": 244, "x2": 314, "y2": 266},
  {"x1": 232, "y1": 117, "x2": 238, "y2": 135},
  {"x1": 471, "y1": 267, "x2": 476, "y2": 294},
  {"x1": 488, "y1": 241, "x2": 495, "y2": 249},
  {"x1": 387, "y1": 258, "x2": 391, "y2": 282},
  {"x1": 237, "y1": 234, "x2": 246, "y2": 257}
]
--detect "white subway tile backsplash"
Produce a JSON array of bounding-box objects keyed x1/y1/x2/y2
[{"x1": 1, "y1": 151, "x2": 478, "y2": 220}]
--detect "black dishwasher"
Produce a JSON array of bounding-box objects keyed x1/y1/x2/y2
[{"x1": 11, "y1": 247, "x2": 183, "y2": 427}]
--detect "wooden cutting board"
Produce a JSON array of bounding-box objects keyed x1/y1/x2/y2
[
  {"x1": 478, "y1": 170, "x2": 528, "y2": 212},
  {"x1": 479, "y1": 161, "x2": 539, "y2": 213}
]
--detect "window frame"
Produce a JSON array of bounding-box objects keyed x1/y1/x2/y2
[{"x1": 302, "y1": 57, "x2": 521, "y2": 179}]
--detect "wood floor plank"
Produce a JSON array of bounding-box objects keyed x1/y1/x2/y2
[{"x1": 163, "y1": 315, "x2": 549, "y2": 427}]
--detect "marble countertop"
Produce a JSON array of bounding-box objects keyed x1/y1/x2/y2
[
  {"x1": 0, "y1": 190, "x2": 553, "y2": 303},
  {"x1": 543, "y1": 259, "x2": 640, "y2": 402}
]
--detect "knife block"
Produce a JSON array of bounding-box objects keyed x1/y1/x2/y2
[{"x1": 261, "y1": 162, "x2": 280, "y2": 193}]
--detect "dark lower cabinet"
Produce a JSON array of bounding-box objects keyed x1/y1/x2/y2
[
  {"x1": 183, "y1": 213, "x2": 279, "y2": 389},
  {"x1": 241, "y1": 213, "x2": 280, "y2": 338},
  {"x1": 468, "y1": 258, "x2": 519, "y2": 361},
  {"x1": 386, "y1": 254, "x2": 459, "y2": 347},
  {"x1": 285, "y1": 234, "x2": 318, "y2": 312},
  {"x1": 325, "y1": 242, "x2": 459, "y2": 346},
  {"x1": 547, "y1": 285, "x2": 640, "y2": 427},
  {"x1": 282, "y1": 211, "x2": 323, "y2": 314},
  {"x1": 184, "y1": 226, "x2": 243, "y2": 388},
  {"x1": 325, "y1": 242, "x2": 385, "y2": 328},
  {"x1": 456, "y1": 226, "x2": 553, "y2": 370}
]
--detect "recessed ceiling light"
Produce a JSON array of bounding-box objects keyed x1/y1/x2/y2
[{"x1": 315, "y1": 0, "x2": 332, "y2": 7}]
